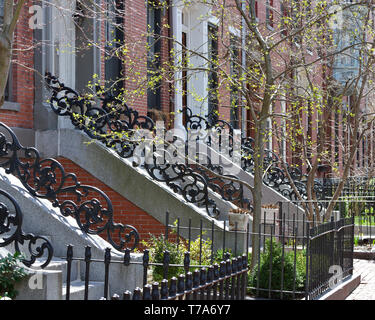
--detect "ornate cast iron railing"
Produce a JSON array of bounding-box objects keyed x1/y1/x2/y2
[
  {"x1": 45, "y1": 73, "x2": 252, "y2": 217},
  {"x1": 183, "y1": 106, "x2": 324, "y2": 206},
  {"x1": 0, "y1": 188, "x2": 53, "y2": 268},
  {"x1": 0, "y1": 122, "x2": 139, "y2": 251}
]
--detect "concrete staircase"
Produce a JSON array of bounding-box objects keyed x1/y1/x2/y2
[
  {"x1": 36, "y1": 125, "x2": 248, "y2": 252},
  {"x1": 0, "y1": 168, "x2": 143, "y2": 300},
  {"x1": 35, "y1": 257, "x2": 105, "y2": 300}
]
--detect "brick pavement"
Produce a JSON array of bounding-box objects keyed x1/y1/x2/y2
[{"x1": 346, "y1": 259, "x2": 375, "y2": 300}]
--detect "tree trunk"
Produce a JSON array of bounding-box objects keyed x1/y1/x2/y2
[{"x1": 250, "y1": 121, "x2": 265, "y2": 271}]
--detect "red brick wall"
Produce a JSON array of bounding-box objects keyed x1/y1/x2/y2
[
  {"x1": 55, "y1": 156, "x2": 169, "y2": 249},
  {"x1": 0, "y1": 1, "x2": 34, "y2": 129}
]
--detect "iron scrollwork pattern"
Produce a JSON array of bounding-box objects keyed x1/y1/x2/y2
[
  {"x1": 0, "y1": 189, "x2": 54, "y2": 268},
  {"x1": 183, "y1": 106, "x2": 324, "y2": 208},
  {"x1": 45, "y1": 74, "x2": 254, "y2": 218},
  {"x1": 0, "y1": 122, "x2": 139, "y2": 251}
]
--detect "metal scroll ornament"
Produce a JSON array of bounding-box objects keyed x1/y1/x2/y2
[
  {"x1": 45, "y1": 73, "x2": 253, "y2": 218},
  {"x1": 0, "y1": 189, "x2": 53, "y2": 268},
  {"x1": 0, "y1": 122, "x2": 139, "y2": 251},
  {"x1": 183, "y1": 106, "x2": 324, "y2": 206}
]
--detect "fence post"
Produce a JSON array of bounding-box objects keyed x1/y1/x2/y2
[
  {"x1": 143, "y1": 249, "x2": 150, "y2": 286},
  {"x1": 152, "y1": 283, "x2": 160, "y2": 300},
  {"x1": 133, "y1": 287, "x2": 142, "y2": 300},
  {"x1": 104, "y1": 248, "x2": 111, "y2": 300},
  {"x1": 184, "y1": 272, "x2": 192, "y2": 300},
  {"x1": 231, "y1": 258, "x2": 237, "y2": 299},
  {"x1": 219, "y1": 261, "x2": 226, "y2": 300},
  {"x1": 193, "y1": 270, "x2": 200, "y2": 300},
  {"x1": 84, "y1": 246, "x2": 91, "y2": 301},
  {"x1": 278, "y1": 201, "x2": 283, "y2": 242},
  {"x1": 200, "y1": 268, "x2": 207, "y2": 300},
  {"x1": 160, "y1": 279, "x2": 169, "y2": 300},
  {"x1": 163, "y1": 250, "x2": 170, "y2": 280},
  {"x1": 213, "y1": 264, "x2": 219, "y2": 300},
  {"x1": 177, "y1": 274, "x2": 185, "y2": 300},
  {"x1": 65, "y1": 245, "x2": 73, "y2": 301},
  {"x1": 305, "y1": 222, "x2": 310, "y2": 300},
  {"x1": 123, "y1": 290, "x2": 132, "y2": 300},
  {"x1": 225, "y1": 258, "x2": 231, "y2": 300},
  {"x1": 184, "y1": 251, "x2": 190, "y2": 276},
  {"x1": 165, "y1": 211, "x2": 169, "y2": 241},
  {"x1": 351, "y1": 215, "x2": 355, "y2": 276},
  {"x1": 143, "y1": 284, "x2": 152, "y2": 300},
  {"x1": 169, "y1": 277, "x2": 177, "y2": 300},
  {"x1": 207, "y1": 266, "x2": 214, "y2": 300},
  {"x1": 330, "y1": 216, "x2": 335, "y2": 270},
  {"x1": 123, "y1": 248, "x2": 131, "y2": 266},
  {"x1": 241, "y1": 254, "x2": 247, "y2": 300}
]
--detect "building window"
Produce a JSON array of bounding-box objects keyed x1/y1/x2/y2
[
  {"x1": 250, "y1": 0, "x2": 258, "y2": 19},
  {"x1": 266, "y1": 0, "x2": 274, "y2": 29},
  {"x1": 230, "y1": 35, "x2": 241, "y2": 129},
  {"x1": 280, "y1": 1, "x2": 288, "y2": 36},
  {"x1": 147, "y1": 1, "x2": 162, "y2": 113},
  {"x1": 105, "y1": 0, "x2": 124, "y2": 92},
  {"x1": 4, "y1": 69, "x2": 12, "y2": 102},
  {"x1": 207, "y1": 23, "x2": 218, "y2": 124},
  {"x1": 1, "y1": 2, "x2": 13, "y2": 103}
]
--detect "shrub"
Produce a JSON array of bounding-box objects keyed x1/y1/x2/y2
[
  {"x1": 189, "y1": 234, "x2": 212, "y2": 266},
  {"x1": 141, "y1": 234, "x2": 186, "y2": 282},
  {"x1": 248, "y1": 239, "x2": 306, "y2": 300},
  {"x1": 0, "y1": 252, "x2": 28, "y2": 299}
]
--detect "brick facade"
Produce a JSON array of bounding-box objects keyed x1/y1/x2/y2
[{"x1": 0, "y1": 1, "x2": 34, "y2": 129}]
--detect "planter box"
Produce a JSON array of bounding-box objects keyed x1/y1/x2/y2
[
  {"x1": 261, "y1": 207, "x2": 279, "y2": 223},
  {"x1": 228, "y1": 213, "x2": 250, "y2": 232}
]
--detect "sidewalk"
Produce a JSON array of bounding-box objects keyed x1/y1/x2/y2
[{"x1": 346, "y1": 259, "x2": 375, "y2": 300}]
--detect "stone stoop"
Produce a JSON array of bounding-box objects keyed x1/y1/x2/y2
[
  {"x1": 44, "y1": 258, "x2": 106, "y2": 300},
  {"x1": 62, "y1": 280, "x2": 105, "y2": 300}
]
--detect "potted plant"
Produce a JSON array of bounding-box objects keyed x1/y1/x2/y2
[{"x1": 228, "y1": 208, "x2": 251, "y2": 231}]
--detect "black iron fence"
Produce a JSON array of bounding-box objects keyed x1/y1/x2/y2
[
  {"x1": 61, "y1": 208, "x2": 354, "y2": 300},
  {"x1": 322, "y1": 176, "x2": 375, "y2": 200},
  {"x1": 65, "y1": 244, "x2": 248, "y2": 301},
  {"x1": 307, "y1": 216, "x2": 354, "y2": 300},
  {"x1": 319, "y1": 177, "x2": 375, "y2": 244}
]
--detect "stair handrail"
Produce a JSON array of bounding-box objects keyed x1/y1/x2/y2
[
  {"x1": 0, "y1": 188, "x2": 54, "y2": 268},
  {"x1": 45, "y1": 73, "x2": 254, "y2": 217},
  {"x1": 0, "y1": 122, "x2": 139, "y2": 252},
  {"x1": 182, "y1": 106, "x2": 324, "y2": 207}
]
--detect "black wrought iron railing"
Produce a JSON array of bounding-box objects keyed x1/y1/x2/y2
[
  {"x1": 306, "y1": 216, "x2": 354, "y2": 300},
  {"x1": 63, "y1": 211, "x2": 250, "y2": 301},
  {"x1": 64, "y1": 244, "x2": 248, "y2": 301},
  {"x1": 183, "y1": 106, "x2": 325, "y2": 206},
  {"x1": 45, "y1": 73, "x2": 253, "y2": 218},
  {"x1": 0, "y1": 121, "x2": 139, "y2": 253},
  {"x1": 0, "y1": 188, "x2": 53, "y2": 268},
  {"x1": 61, "y1": 206, "x2": 354, "y2": 300},
  {"x1": 323, "y1": 176, "x2": 375, "y2": 200}
]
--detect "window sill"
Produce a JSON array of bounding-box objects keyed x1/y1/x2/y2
[
  {"x1": 266, "y1": 24, "x2": 274, "y2": 31},
  {"x1": 2, "y1": 101, "x2": 20, "y2": 112}
]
